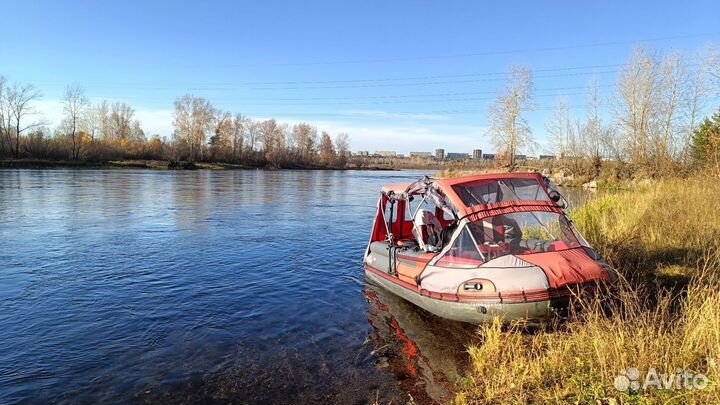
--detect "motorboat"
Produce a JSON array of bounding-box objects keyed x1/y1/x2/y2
[{"x1": 363, "y1": 172, "x2": 616, "y2": 324}]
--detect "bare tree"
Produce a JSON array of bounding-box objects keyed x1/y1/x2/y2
[
  {"x1": 0, "y1": 76, "x2": 6, "y2": 155},
  {"x1": 3, "y1": 82, "x2": 43, "y2": 158},
  {"x1": 97, "y1": 101, "x2": 111, "y2": 140},
  {"x1": 63, "y1": 85, "x2": 89, "y2": 160},
  {"x1": 653, "y1": 52, "x2": 687, "y2": 171},
  {"x1": 210, "y1": 110, "x2": 233, "y2": 159},
  {"x1": 334, "y1": 133, "x2": 350, "y2": 168},
  {"x1": 707, "y1": 44, "x2": 720, "y2": 91},
  {"x1": 584, "y1": 77, "x2": 605, "y2": 177},
  {"x1": 173, "y1": 94, "x2": 214, "y2": 161},
  {"x1": 244, "y1": 119, "x2": 260, "y2": 161},
  {"x1": 109, "y1": 102, "x2": 135, "y2": 142},
  {"x1": 486, "y1": 65, "x2": 535, "y2": 170},
  {"x1": 615, "y1": 47, "x2": 660, "y2": 170},
  {"x1": 681, "y1": 50, "x2": 713, "y2": 163},
  {"x1": 231, "y1": 113, "x2": 246, "y2": 161},
  {"x1": 546, "y1": 97, "x2": 572, "y2": 159}
]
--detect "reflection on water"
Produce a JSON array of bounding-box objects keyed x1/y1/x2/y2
[
  {"x1": 364, "y1": 282, "x2": 478, "y2": 404},
  {"x1": 0, "y1": 169, "x2": 599, "y2": 405}
]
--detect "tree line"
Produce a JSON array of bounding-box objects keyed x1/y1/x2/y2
[
  {"x1": 487, "y1": 45, "x2": 720, "y2": 177},
  {"x1": 0, "y1": 80, "x2": 351, "y2": 169}
]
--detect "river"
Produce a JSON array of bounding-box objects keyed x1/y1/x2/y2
[{"x1": 0, "y1": 169, "x2": 597, "y2": 405}]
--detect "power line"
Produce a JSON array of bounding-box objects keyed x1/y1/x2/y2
[
  {"x1": 84, "y1": 84, "x2": 614, "y2": 104},
  {"x1": 28, "y1": 63, "x2": 624, "y2": 89},
  {"x1": 184, "y1": 32, "x2": 720, "y2": 68},
  {"x1": 251, "y1": 70, "x2": 620, "y2": 90},
  {"x1": 244, "y1": 84, "x2": 616, "y2": 101},
  {"x1": 233, "y1": 91, "x2": 598, "y2": 107},
  {"x1": 234, "y1": 104, "x2": 605, "y2": 119}
]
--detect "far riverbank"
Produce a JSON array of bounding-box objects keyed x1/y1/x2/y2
[{"x1": 0, "y1": 159, "x2": 395, "y2": 171}]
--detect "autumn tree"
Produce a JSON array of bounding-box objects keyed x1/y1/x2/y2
[
  {"x1": 319, "y1": 131, "x2": 336, "y2": 167},
  {"x1": 259, "y1": 119, "x2": 286, "y2": 164},
  {"x1": 291, "y1": 123, "x2": 318, "y2": 163},
  {"x1": 62, "y1": 85, "x2": 89, "y2": 160},
  {"x1": 487, "y1": 65, "x2": 535, "y2": 171}
]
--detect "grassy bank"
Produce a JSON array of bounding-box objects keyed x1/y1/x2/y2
[{"x1": 454, "y1": 178, "x2": 720, "y2": 405}]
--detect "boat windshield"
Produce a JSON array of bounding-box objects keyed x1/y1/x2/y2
[
  {"x1": 436, "y1": 211, "x2": 585, "y2": 268},
  {"x1": 451, "y1": 178, "x2": 550, "y2": 208}
]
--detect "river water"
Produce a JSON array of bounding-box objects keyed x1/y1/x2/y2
[{"x1": 0, "y1": 169, "x2": 596, "y2": 405}]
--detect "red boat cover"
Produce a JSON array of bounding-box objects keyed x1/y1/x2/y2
[{"x1": 518, "y1": 247, "x2": 611, "y2": 289}]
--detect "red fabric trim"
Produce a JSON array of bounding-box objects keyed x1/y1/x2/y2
[
  {"x1": 464, "y1": 200, "x2": 562, "y2": 221},
  {"x1": 397, "y1": 254, "x2": 435, "y2": 263},
  {"x1": 365, "y1": 263, "x2": 599, "y2": 304}
]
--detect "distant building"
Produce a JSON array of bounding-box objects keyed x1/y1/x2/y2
[
  {"x1": 374, "y1": 151, "x2": 397, "y2": 158},
  {"x1": 538, "y1": 154, "x2": 555, "y2": 161},
  {"x1": 435, "y1": 148, "x2": 445, "y2": 160},
  {"x1": 472, "y1": 149, "x2": 482, "y2": 159},
  {"x1": 515, "y1": 154, "x2": 527, "y2": 161},
  {"x1": 446, "y1": 152, "x2": 469, "y2": 160},
  {"x1": 355, "y1": 151, "x2": 370, "y2": 157},
  {"x1": 396, "y1": 154, "x2": 406, "y2": 159},
  {"x1": 482, "y1": 153, "x2": 496, "y2": 160},
  {"x1": 410, "y1": 152, "x2": 433, "y2": 159}
]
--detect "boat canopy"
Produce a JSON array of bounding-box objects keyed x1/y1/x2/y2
[
  {"x1": 369, "y1": 172, "x2": 577, "y2": 256},
  {"x1": 380, "y1": 172, "x2": 555, "y2": 219}
]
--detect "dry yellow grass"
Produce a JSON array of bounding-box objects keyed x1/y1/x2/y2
[{"x1": 454, "y1": 177, "x2": 720, "y2": 405}]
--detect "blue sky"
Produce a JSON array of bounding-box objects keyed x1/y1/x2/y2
[{"x1": 1, "y1": 0, "x2": 719, "y2": 154}]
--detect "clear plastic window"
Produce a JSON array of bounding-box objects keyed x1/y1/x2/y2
[
  {"x1": 451, "y1": 178, "x2": 550, "y2": 208},
  {"x1": 436, "y1": 211, "x2": 583, "y2": 267}
]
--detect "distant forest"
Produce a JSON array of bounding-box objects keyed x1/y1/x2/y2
[{"x1": 0, "y1": 82, "x2": 351, "y2": 169}]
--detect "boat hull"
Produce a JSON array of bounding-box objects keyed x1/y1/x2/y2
[{"x1": 364, "y1": 265, "x2": 561, "y2": 324}]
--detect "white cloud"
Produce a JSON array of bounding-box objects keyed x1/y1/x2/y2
[
  {"x1": 294, "y1": 118, "x2": 487, "y2": 154},
  {"x1": 134, "y1": 109, "x2": 173, "y2": 137},
  {"x1": 33, "y1": 98, "x2": 174, "y2": 137},
  {"x1": 32, "y1": 100, "x2": 489, "y2": 154},
  {"x1": 31, "y1": 99, "x2": 64, "y2": 127}
]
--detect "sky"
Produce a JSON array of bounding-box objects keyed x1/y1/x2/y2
[{"x1": 1, "y1": 0, "x2": 719, "y2": 154}]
